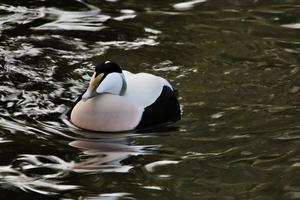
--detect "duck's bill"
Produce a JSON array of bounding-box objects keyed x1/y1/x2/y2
[
  {"x1": 82, "y1": 73, "x2": 104, "y2": 101},
  {"x1": 82, "y1": 90, "x2": 93, "y2": 101}
]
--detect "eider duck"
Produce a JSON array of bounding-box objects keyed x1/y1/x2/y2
[{"x1": 69, "y1": 61, "x2": 181, "y2": 132}]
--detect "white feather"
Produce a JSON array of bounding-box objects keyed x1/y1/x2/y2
[
  {"x1": 96, "y1": 73, "x2": 123, "y2": 95},
  {"x1": 123, "y1": 71, "x2": 172, "y2": 108}
]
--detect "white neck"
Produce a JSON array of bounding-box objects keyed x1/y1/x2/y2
[{"x1": 96, "y1": 72, "x2": 126, "y2": 96}]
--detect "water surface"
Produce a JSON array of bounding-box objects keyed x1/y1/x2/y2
[{"x1": 0, "y1": 0, "x2": 300, "y2": 199}]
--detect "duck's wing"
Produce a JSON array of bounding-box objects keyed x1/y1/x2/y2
[{"x1": 123, "y1": 71, "x2": 172, "y2": 108}]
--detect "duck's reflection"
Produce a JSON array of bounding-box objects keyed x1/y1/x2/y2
[
  {"x1": 63, "y1": 116, "x2": 178, "y2": 173},
  {"x1": 69, "y1": 132, "x2": 157, "y2": 173}
]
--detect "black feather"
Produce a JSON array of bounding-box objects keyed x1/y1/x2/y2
[{"x1": 137, "y1": 86, "x2": 181, "y2": 129}]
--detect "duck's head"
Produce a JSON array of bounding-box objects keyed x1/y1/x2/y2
[{"x1": 82, "y1": 61, "x2": 126, "y2": 101}]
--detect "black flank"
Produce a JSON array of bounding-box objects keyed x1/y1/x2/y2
[{"x1": 137, "y1": 86, "x2": 181, "y2": 129}]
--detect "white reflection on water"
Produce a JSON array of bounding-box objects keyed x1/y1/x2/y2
[
  {"x1": 95, "y1": 38, "x2": 159, "y2": 50},
  {"x1": 152, "y1": 60, "x2": 180, "y2": 72},
  {"x1": 173, "y1": 0, "x2": 207, "y2": 11},
  {"x1": 86, "y1": 193, "x2": 133, "y2": 200},
  {"x1": 32, "y1": 0, "x2": 139, "y2": 31},
  {"x1": 145, "y1": 160, "x2": 179, "y2": 173},
  {"x1": 0, "y1": 165, "x2": 78, "y2": 195},
  {"x1": 0, "y1": 5, "x2": 45, "y2": 31},
  {"x1": 113, "y1": 9, "x2": 136, "y2": 21},
  {"x1": 0, "y1": 138, "x2": 11, "y2": 143},
  {"x1": 33, "y1": 7, "x2": 110, "y2": 31},
  {"x1": 281, "y1": 23, "x2": 300, "y2": 29}
]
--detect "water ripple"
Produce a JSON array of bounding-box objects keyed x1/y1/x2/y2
[
  {"x1": 0, "y1": 165, "x2": 78, "y2": 195},
  {"x1": 144, "y1": 160, "x2": 179, "y2": 173},
  {"x1": 0, "y1": 5, "x2": 45, "y2": 31},
  {"x1": 0, "y1": 132, "x2": 160, "y2": 195},
  {"x1": 0, "y1": 0, "x2": 300, "y2": 199},
  {"x1": 70, "y1": 139, "x2": 158, "y2": 173},
  {"x1": 95, "y1": 37, "x2": 159, "y2": 50},
  {"x1": 33, "y1": 6, "x2": 110, "y2": 31},
  {"x1": 282, "y1": 23, "x2": 300, "y2": 29}
]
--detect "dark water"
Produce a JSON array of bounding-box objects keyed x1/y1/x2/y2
[{"x1": 0, "y1": 0, "x2": 300, "y2": 199}]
